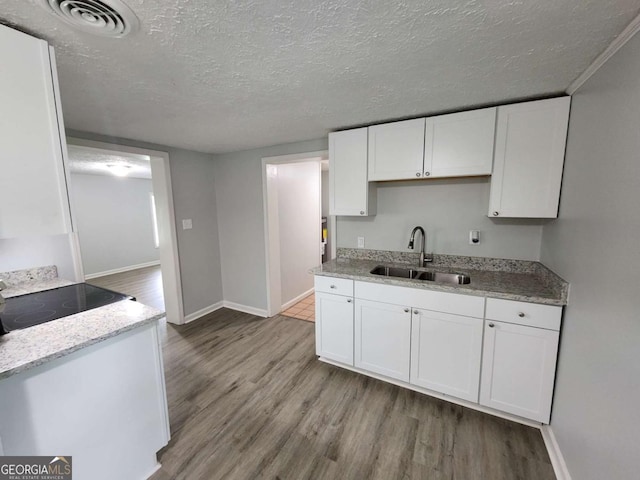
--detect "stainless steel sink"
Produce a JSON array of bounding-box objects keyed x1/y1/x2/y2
[
  {"x1": 369, "y1": 265, "x2": 420, "y2": 279},
  {"x1": 417, "y1": 271, "x2": 471, "y2": 284},
  {"x1": 370, "y1": 265, "x2": 471, "y2": 285}
]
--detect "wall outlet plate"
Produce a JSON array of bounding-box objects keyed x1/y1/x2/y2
[
  {"x1": 469, "y1": 230, "x2": 480, "y2": 245},
  {"x1": 182, "y1": 219, "x2": 193, "y2": 230},
  {"x1": 357, "y1": 236, "x2": 365, "y2": 248}
]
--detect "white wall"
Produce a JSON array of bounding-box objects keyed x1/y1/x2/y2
[
  {"x1": 540, "y1": 33, "x2": 640, "y2": 480},
  {"x1": 321, "y1": 169, "x2": 331, "y2": 260},
  {"x1": 0, "y1": 234, "x2": 78, "y2": 280},
  {"x1": 69, "y1": 173, "x2": 159, "y2": 276},
  {"x1": 213, "y1": 139, "x2": 328, "y2": 312},
  {"x1": 338, "y1": 177, "x2": 544, "y2": 260},
  {"x1": 276, "y1": 162, "x2": 320, "y2": 305},
  {"x1": 67, "y1": 130, "x2": 223, "y2": 317}
]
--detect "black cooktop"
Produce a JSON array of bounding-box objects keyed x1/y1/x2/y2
[{"x1": 0, "y1": 283, "x2": 135, "y2": 334}]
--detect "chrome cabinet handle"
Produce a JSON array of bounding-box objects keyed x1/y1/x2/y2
[
  {"x1": 488, "y1": 323, "x2": 495, "y2": 328},
  {"x1": 493, "y1": 211, "x2": 499, "y2": 216},
  {"x1": 347, "y1": 299, "x2": 352, "y2": 303},
  {"x1": 330, "y1": 285, "x2": 336, "y2": 289},
  {"x1": 414, "y1": 310, "x2": 419, "y2": 314},
  {"x1": 360, "y1": 210, "x2": 365, "y2": 215},
  {"x1": 404, "y1": 308, "x2": 410, "y2": 313},
  {"x1": 424, "y1": 171, "x2": 430, "y2": 176},
  {"x1": 415, "y1": 172, "x2": 421, "y2": 177},
  {"x1": 518, "y1": 312, "x2": 525, "y2": 318}
]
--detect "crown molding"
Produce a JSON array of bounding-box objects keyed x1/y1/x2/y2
[{"x1": 567, "y1": 11, "x2": 640, "y2": 95}]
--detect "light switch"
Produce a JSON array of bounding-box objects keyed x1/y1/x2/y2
[
  {"x1": 357, "y1": 236, "x2": 365, "y2": 248},
  {"x1": 182, "y1": 219, "x2": 193, "y2": 230}
]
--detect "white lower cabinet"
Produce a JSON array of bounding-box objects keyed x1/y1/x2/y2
[
  {"x1": 354, "y1": 299, "x2": 412, "y2": 382},
  {"x1": 315, "y1": 275, "x2": 563, "y2": 425},
  {"x1": 410, "y1": 309, "x2": 483, "y2": 402},
  {"x1": 315, "y1": 291, "x2": 354, "y2": 365},
  {"x1": 479, "y1": 320, "x2": 560, "y2": 423}
]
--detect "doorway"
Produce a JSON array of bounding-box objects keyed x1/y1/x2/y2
[
  {"x1": 262, "y1": 150, "x2": 335, "y2": 318},
  {"x1": 65, "y1": 138, "x2": 184, "y2": 324}
]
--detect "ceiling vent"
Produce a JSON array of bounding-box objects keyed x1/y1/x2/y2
[{"x1": 41, "y1": 0, "x2": 139, "y2": 38}]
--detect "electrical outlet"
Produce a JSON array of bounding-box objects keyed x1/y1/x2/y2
[
  {"x1": 469, "y1": 230, "x2": 480, "y2": 245},
  {"x1": 182, "y1": 219, "x2": 193, "y2": 230},
  {"x1": 357, "y1": 236, "x2": 365, "y2": 249}
]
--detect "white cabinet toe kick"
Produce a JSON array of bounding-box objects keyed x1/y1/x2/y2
[{"x1": 314, "y1": 276, "x2": 562, "y2": 426}]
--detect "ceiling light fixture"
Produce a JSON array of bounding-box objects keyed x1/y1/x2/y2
[
  {"x1": 40, "y1": 0, "x2": 140, "y2": 38},
  {"x1": 107, "y1": 164, "x2": 132, "y2": 177}
]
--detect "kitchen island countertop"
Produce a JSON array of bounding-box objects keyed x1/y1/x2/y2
[{"x1": 0, "y1": 279, "x2": 165, "y2": 380}]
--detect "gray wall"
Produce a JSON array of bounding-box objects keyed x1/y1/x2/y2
[
  {"x1": 66, "y1": 130, "x2": 223, "y2": 317},
  {"x1": 69, "y1": 173, "x2": 159, "y2": 276},
  {"x1": 338, "y1": 177, "x2": 544, "y2": 260},
  {"x1": 169, "y1": 149, "x2": 223, "y2": 314},
  {"x1": 213, "y1": 138, "x2": 328, "y2": 311},
  {"x1": 539, "y1": 34, "x2": 640, "y2": 480}
]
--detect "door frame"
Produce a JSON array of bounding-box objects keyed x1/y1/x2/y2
[
  {"x1": 261, "y1": 150, "x2": 333, "y2": 317},
  {"x1": 65, "y1": 137, "x2": 185, "y2": 324}
]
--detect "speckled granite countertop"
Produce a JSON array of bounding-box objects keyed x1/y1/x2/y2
[
  {"x1": 0, "y1": 280, "x2": 165, "y2": 380},
  {"x1": 311, "y1": 249, "x2": 568, "y2": 306}
]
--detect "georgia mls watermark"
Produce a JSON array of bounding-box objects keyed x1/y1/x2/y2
[{"x1": 0, "y1": 456, "x2": 72, "y2": 480}]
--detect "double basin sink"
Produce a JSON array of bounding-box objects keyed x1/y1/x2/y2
[{"x1": 370, "y1": 265, "x2": 471, "y2": 285}]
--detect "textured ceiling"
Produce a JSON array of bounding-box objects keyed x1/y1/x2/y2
[
  {"x1": 1, "y1": 0, "x2": 639, "y2": 154},
  {"x1": 67, "y1": 144, "x2": 151, "y2": 179}
]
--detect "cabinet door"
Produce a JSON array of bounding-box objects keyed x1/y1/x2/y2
[
  {"x1": 489, "y1": 97, "x2": 570, "y2": 218},
  {"x1": 425, "y1": 107, "x2": 496, "y2": 178},
  {"x1": 410, "y1": 309, "x2": 483, "y2": 402},
  {"x1": 480, "y1": 320, "x2": 559, "y2": 423},
  {"x1": 354, "y1": 299, "x2": 411, "y2": 381},
  {"x1": 368, "y1": 118, "x2": 425, "y2": 181},
  {"x1": 0, "y1": 25, "x2": 71, "y2": 238},
  {"x1": 315, "y1": 292, "x2": 354, "y2": 365},
  {"x1": 329, "y1": 128, "x2": 374, "y2": 216}
]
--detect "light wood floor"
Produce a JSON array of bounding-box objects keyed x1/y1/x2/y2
[
  {"x1": 86, "y1": 265, "x2": 165, "y2": 311},
  {"x1": 150, "y1": 310, "x2": 556, "y2": 480}
]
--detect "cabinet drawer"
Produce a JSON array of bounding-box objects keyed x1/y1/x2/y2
[
  {"x1": 355, "y1": 281, "x2": 484, "y2": 318},
  {"x1": 485, "y1": 298, "x2": 562, "y2": 331},
  {"x1": 314, "y1": 276, "x2": 354, "y2": 296}
]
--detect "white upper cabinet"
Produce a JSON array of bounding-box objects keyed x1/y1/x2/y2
[
  {"x1": 489, "y1": 97, "x2": 571, "y2": 218},
  {"x1": 0, "y1": 25, "x2": 71, "y2": 239},
  {"x1": 329, "y1": 128, "x2": 376, "y2": 216},
  {"x1": 368, "y1": 118, "x2": 426, "y2": 181},
  {"x1": 367, "y1": 108, "x2": 496, "y2": 181},
  {"x1": 425, "y1": 107, "x2": 496, "y2": 178}
]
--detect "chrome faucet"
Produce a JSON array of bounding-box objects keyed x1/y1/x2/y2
[{"x1": 408, "y1": 226, "x2": 433, "y2": 267}]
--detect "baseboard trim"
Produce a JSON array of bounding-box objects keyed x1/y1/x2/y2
[
  {"x1": 183, "y1": 301, "x2": 224, "y2": 324},
  {"x1": 541, "y1": 425, "x2": 572, "y2": 480},
  {"x1": 223, "y1": 301, "x2": 269, "y2": 318},
  {"x1": 141, "y1": 462, "x2": 162, "y2": 480},
  {"x1": 84, "y1": 261, "x2": 161, "y2": 280},
  {"x1": 281, "y1": 287, "x2": 314, "y2": 311}
]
